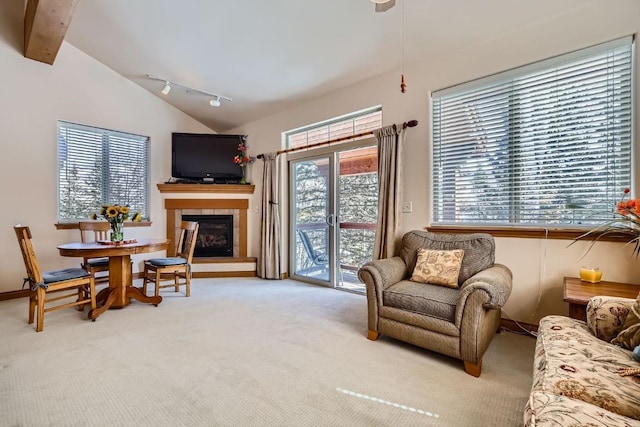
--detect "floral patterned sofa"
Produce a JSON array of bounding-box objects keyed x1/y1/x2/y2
[{"x1": 524, "y1": 296, "x2": 640, "y2": 426}]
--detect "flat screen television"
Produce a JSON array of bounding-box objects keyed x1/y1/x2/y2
[{"x1": 171, "y1": 133, "x2": 245, "y2": 183}]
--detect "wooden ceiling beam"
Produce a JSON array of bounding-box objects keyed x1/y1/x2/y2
[{"x1": 24, "y1": 0, "x2": 79, "y2": 65}]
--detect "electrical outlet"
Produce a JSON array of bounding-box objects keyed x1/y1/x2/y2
[
  {"x1": 254, "y1": 206, "x2": 260, "y2": 214},
  {"x1": 402, "y1": 201, "x2": 413, "y2": 213}
]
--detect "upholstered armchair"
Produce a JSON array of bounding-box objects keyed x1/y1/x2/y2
[{"x1": 358, "y1": 230, "x2": 512, "y2": 377}]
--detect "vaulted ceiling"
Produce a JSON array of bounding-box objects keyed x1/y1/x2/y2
[{"x1": 24, "y1": 0, "x2": 627, "y2": 131}]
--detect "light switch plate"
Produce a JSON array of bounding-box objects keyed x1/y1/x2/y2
[{"x1": 401, "y1": 201, "x2": 413, "y2": 213}]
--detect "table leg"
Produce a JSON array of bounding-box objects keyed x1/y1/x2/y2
[
  {"x1": 568, "y1": 303, "x2": 587, "y2": 322},
  {"x1": 88, "y1": 254, "x2": 162, "y2": 320},
  {"x1": 126, "y1": 286, "x2": 162, "y2": 306},
  {"x1": 108, "y1": 255, "x2": 132, "y2": 308},
  {"x1": 89, "y1": 289, "x2": 116, "y2": 321},
  {"x1": 88, "y1": 255, "x2": 130, "y2": 319}
]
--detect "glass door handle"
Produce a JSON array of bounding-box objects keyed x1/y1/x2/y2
[{"x1": 325, "y1": 214, "x2": 336, "y2": 226}]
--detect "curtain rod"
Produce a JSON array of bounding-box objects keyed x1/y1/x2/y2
[{"x1": 257, "y1": 119, "x2": 418, "y2": 159}]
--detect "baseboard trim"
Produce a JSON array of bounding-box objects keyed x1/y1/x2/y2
[
  {"x1": 0, "y1": 289, "x2": 29, "y2": 301},
  {"x1": 500, "y1": 318, "x2": 538, "y2": 334},
  {"x1": 193, "y1": 271, "x2": 257, "y2": 278}
]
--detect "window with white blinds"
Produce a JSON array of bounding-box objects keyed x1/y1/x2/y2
[
  {"x1": 286, "y1": 106, "x2": 382, "y2": 149},
  {"x1": 57, "y1": 121, "x2": 150, "y2": 220},
  {"x1": 432, "y1": 37, "x2": 633, "y2": 227}
]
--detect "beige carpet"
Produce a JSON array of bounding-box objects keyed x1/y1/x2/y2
[{"x1": 0, "y1": 278, "x2": 535, "y2": 426}]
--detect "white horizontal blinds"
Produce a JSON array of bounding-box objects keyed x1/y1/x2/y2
[
  {"x1": 287, "y1": 107, "x2": 382, "y2": 149},
  {"x1": 106, "y1": 131, "x2": 149, "y2": 218},
  {"x1": 57, "y1": 121, "x2": 149, "y2": 220},
  {"x1": 432, "y1": 37, "x2": 633, "y2": 226}
]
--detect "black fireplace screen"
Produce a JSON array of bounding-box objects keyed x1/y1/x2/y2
[{"x1": 182, "y1": 214, "x2": 233, "y2": 257}]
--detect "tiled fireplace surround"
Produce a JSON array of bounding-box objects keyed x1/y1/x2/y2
[{"x1": 164, "y1": 198, "x2": 256, "y2": 277}]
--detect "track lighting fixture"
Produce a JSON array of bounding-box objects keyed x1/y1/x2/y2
[
  {"x1": 147, "y1": 74, "x2": 232, "y2": 106},
  {"x1": 209, "y1": 96, "x2": 221, "y2": 107},
  {"x1": 161, "y1": 82, "x2": 171, "y2": 95}
]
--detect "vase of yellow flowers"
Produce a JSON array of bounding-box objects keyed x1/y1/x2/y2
[
  {"x1": 91, "y1": 204, "x2": 130, "y2": 242},
  {"x1": 233, "y1": 137, "x2": 255, "y2": 184}
]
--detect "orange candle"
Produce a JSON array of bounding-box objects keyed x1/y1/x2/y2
[{"x1": 579, "y1": 267, "x2": 602, "y2": 283}]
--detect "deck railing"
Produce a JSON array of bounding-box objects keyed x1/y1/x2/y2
[{"x1": 295, "y1": 222, "x2": 375, "y2": 280}]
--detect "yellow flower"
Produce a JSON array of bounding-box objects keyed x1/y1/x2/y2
[
  {"x1": 119, "y1": 206, "x2": 130, "y2": 215},
  {"x1": 132, "y1": 212, "x2": 142, "y2": 222},
  {"x1": 106, "y1": 207, "x2": 119, "y2": 217}
]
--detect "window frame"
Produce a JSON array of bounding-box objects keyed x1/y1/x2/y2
[
  {"x1": 430, "y1": 36, "x2": 634, "y2": 231},
  {"x1": 56, "y1": 121, "x2": 150, "y2": 223},
  {"x1": 285, "y1": 106, "x2": 382, "y2": 150}
]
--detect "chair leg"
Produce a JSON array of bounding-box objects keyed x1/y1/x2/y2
[
  {"x1": 174, "y1": 271, "x2": 179, "y2": 292},
  {"x1": 154, "y1": 269, "x2": 161, "y2": 297},
  {"x1": 88, "y1": 278, "x2": 97, "y2": 312},
  {"x1": 185, "y1": 267, "x2": 191, "y2": 297},
  {"x1": 367, "y1": 330, "x2": 379, "y2": 341},
  {"x1": 28, "y1": 293, "x2": 36, "y2": 324},
  {"x1": 36, "y1": 287, "x2": 45, "y2": 332},
  {"x1": 463, "y1": 359, "x2": 482, "y2": 377},
  {"x1": 77, "y1": 287, "x2": 85, "y2": 311},
  {"x1": 142, "y1": 267, "x2": 149, "y2": 295}
]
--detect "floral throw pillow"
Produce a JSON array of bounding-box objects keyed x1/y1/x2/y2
[
  {"x1": 611, "y1": 292, "x2": 640, "y2": 350},
  {"x1": 410, "y1": 248, "x2": 464, "y2": 288}
]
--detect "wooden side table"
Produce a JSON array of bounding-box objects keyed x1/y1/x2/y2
[{"x1": 563, "y1": 276, "x2": 640, "y2": 321}]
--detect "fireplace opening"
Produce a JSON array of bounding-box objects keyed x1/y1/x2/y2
[{"x1": 182, "y1": 214, "x2": 233, "y2": 257}]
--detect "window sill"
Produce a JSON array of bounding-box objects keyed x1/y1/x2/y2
[
  {"x1": 426, "y1": 225, "x2": 630, "y2": 242},
  {"x1": 55, "y1": 221, "x2": 152, "y2": 230}
]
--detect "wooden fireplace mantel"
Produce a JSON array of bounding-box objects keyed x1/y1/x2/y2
[{"x1": 157, "y1": 183, "x2": 255, "y2": 194}]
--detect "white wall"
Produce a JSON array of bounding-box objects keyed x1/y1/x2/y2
[
  {"x1": 0, "y1": 32, "x2": 213, "y2": 293},
  {"x1": 230, "y1": 1, "x2": 640, "y2": 324}
]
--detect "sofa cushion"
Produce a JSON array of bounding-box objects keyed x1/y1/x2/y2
[
  {"x1": 383, "y1": 280, "x2": 457, "y2": 322},
  {"x1": 525, "y1": 391, "x2": 635, "y2": 427},
  {"x1": 587, "y1": 296, "x2": 633, "y2": 342},
  {"x1": 400, "y1": 231, "x2": 494, "y2": 286},
  {"x1": 410, "y1": 248, "x2": 464, "y2": 288},
  {"x1": 611, "y1": 292, "x2": 640, "y2": 350},
  {"x1": 532, "y1": 315, "x2": 640, "y2": 421}
]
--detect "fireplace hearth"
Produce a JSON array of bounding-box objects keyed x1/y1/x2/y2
[{"x1": 182, "y1": 214, "x2": 233, "y2": 257}]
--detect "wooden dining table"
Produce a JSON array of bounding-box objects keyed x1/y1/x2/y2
[{"x1": 57, "y1": 238, "x2": 169, "y2": 320}]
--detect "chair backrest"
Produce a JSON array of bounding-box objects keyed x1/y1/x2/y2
[
  {"x1": 13, "y1": 225, "x2": 44, "y2": 285},
  {"x1": 297, "y1": 229, "x2": 327, "y2": 265},
  {"x1": 400, "y1": 230, "x2": 495, "y2": 285},
  {"x1": 176, "y1": 221, "x2": 199, "y2": 262},
  {"x1": 79, "y1": 221, "x2": 110, "y2": 243}
]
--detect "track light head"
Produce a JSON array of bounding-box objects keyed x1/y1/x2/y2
[{"x1": 148, "y1": 74, "x2": 232, "y2": 106}]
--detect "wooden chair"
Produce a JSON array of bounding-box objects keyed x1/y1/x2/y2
[
  {"x1": 79, "y1": 221, "x2": 110, "y2": 283},
  {"x1": 14, "y1": 225, "x2": 97, "y2": 332},
  {"x1": 142, "y1": 221, "x2": 199, "y2": 297}
]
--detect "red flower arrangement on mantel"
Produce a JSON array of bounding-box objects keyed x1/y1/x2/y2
[{"x1": 233, "y1": 138, "x2": 255, "y2": 184}]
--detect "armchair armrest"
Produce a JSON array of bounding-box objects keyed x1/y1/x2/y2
[
  {"x1": 458, "y1": 263, "x2": 513, "y2": 310},
  {"x1": 358, "y1": 257, "x2": 407, "y2": 294},
  {"x1": 358, "y1": 256, "x2": 407, "y2": 306},
  {"x1": 586, "y1": 296, "x2": 635, "y2": 342},
  {"x1": 358, "y1": 256, "x2": 407, "y2": 333}
]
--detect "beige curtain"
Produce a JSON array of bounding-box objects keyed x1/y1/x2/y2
[
  {"x1": 373, "y1": 125, "x2": 404, "y2": 259},
  {"x1": 258, "y1": 153, "x2": 282, "y2": 279}
]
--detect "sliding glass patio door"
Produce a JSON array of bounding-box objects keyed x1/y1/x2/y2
[{"x1": 289, "y1": 140, "x2": 378, "y2": 291}]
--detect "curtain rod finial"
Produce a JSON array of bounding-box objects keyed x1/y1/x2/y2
[{"x1": 404, "y1": 119, "x2": 418, "y2": 128}]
